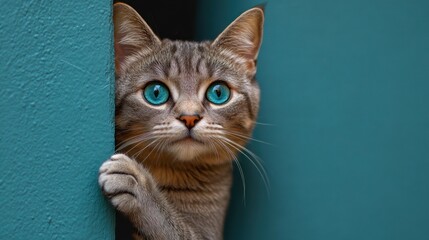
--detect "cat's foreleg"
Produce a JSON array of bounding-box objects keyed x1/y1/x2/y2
[{"x1": 98, "y1": 154, "x2": 197, "y2": 240}]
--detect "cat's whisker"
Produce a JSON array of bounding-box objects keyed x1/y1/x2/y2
[
  {"x1": 214, "y1": 141, "x2": 225, "y2": 164},
  {"x1": 252, "y1": 121, "x2": 275, "y2": 126},
  {"x1": 232, "y1": 158, "x2": 246, "y2": 205},
  {"x1": 222, "y1": 136, "x2": 268, "y2": 172},
  {"x1": 121, "y1": 136, "x2": 157, "y2": 154},
  {"x1": 141, "y1": 139, "x2": 164, "y2": 163},
  {"x1": 225, "y1": 138, "x2": 269, "y2": 185},
  {"x1": 224, "y1": 130, "x2": 273, "y2": 146},
  {"x1": 210, "y1": 137, "x2": 229, "y2": 165},
  {"x1": 220, "y1": 137, "x2": 270, "y2": 196},
  {"x1": 116, "y1": 133, "x2": 146, "y2": 148},
  {"x1": 125, "y1": 139, "x2": 146, "y2": 156},
  {"x1": 212, "y1": 137, "x2": 246, "y2": 204},
  {"x1": 116, "y1": 132, "x2": 155, "y2": 151},
  {"x1": 115, "y1": 127, "x2": 154, "y2": 141},
  {"x1": 154, "y1": 138, "x2": 169, "y2": 162},
  {"x1": 118, "y1": 136, "x2": 158, "y2": 155},
  {"x1": 132, "y1": 138, "x2": 159, "y2": 160},
  {"x1": 153, "y1": 141, "x2": 164, "y2": 162},
  {"x1": 206, "y1": 137, "x2": 220, "y2": 163}
]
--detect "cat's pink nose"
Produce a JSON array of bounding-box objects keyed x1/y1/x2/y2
[{"x1": 178, "y1": 115, "x2": 202, "y2": 129}]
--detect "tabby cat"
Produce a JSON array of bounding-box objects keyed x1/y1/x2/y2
[{"x1": 98, "y1": 3, "x2": 264, "y2": 239}]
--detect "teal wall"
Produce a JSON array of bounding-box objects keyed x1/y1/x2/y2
[
  {"x1": 198, "y1": 0, "x2": 429, "y2": 239},
  {"x1": 0, "y1": 1, "x2": 115, "y2": 239}
]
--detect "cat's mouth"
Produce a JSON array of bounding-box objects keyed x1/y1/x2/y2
[{"x1": 171, "y1": 135, "x2": 204, "y2": 145}]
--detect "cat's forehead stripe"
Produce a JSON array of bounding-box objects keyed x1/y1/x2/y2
[
  {"x1": 170, "y1": 41, "x2": 206, "y2": 76},
  {"x1": 172, "y1": 57, "x2": 182, "y2": 75},
  {"x1": 195, "y1": 57, "x2": 202, "y2": 74}
]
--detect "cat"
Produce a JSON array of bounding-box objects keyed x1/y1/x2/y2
[{"x1": 98, "y1": 2, "x2": 264, "y2": 239}]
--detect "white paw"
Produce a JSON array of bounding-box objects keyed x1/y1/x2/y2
[{"x1": 98, "y1": 154, "x2": 146, "y2": 213}]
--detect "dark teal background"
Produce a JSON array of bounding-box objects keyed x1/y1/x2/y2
[
  {"x1": 198, "y1": 0, "x2": 429, "y2": 239},
  {"x1": 0, "y1": 1, "x2": 115, "y2": 239}
]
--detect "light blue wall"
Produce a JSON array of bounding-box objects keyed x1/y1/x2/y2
[
  {"x1": 0, "y1": 1, "x2": 115, "y2": 239},
  {"x1": 198, "y1": 0, "x2": 429, "y2": 239}
]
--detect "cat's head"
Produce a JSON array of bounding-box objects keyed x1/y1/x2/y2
[{"x1": 114, "y1": 3, "x2": 264, "y2": 163}]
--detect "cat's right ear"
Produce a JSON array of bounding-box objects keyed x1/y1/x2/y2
[
  {"x1": 212, "y1": 7, "x2": 264, "y2": 64},
  {"x1": 114, "y1": 3, "x2": 161, "y2": 75}
]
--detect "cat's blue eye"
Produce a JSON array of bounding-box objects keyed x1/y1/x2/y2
[
  {"x1": 143, "y1": 81, "x2": 169, "y2": 105},
  {"x1": 206, "y1": 81, "x2": 231, "y2": 105}
]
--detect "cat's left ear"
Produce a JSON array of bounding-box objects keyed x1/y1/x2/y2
[
  {"x1": 212, "y1": 7, "x2": 264, "y2": 63},
  {"x1": 113, "y1": 3, "x2": 161, "y2": 75}
]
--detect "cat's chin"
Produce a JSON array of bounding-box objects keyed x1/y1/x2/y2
[{"x1": 168, "y1": 138, "x2": 210, "y2": 161}]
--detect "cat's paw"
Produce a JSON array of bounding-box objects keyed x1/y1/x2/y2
[{"x1": 98, "y1": 154, "x2": 148, "y2": 214}]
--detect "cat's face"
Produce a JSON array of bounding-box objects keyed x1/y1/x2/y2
[{"x1": 114, "y1": 3, "x2": 264, "y2": 163}]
